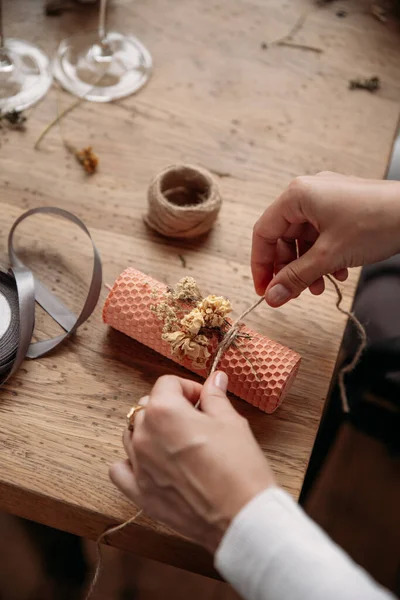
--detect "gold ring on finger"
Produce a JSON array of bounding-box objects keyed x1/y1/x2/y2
[{"x1": 127, "y1": 405, "x2": 146, "y2": 430}]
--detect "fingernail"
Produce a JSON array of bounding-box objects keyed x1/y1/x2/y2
[
  {"x1": 266, "y1": 284, "x2": 291, "y2": 307},
  {"x1": 138, "y1": 395, "x2": 150, "y2": 406},
  {"x1": 214, "y1": 371, "x2": 228, "y2": 392}
]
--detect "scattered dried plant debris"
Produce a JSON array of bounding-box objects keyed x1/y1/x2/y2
[
  {"x1": 349, "y1": 76, "x2": 381, "y2": 92},
  {"x1": 369, "y1": 0, "x2": 400, "y2": 21},
  {"x1": 75, "y1": 146, "x2": 99, "y2": 174},
  {"x1": 370, "y1": 3, "x2": 388, "y2": 21},
  {"x1": 0, "y1": 110, "x2": 27, "y2": 130}
]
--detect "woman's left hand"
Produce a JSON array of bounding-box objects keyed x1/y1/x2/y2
[{"x1": 109, "y1": 372, "x2": 275, "y2": 553}]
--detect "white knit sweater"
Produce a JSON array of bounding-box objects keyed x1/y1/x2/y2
[{"x1": 216, "y1": 487, "x2": 396, "y2": 600}]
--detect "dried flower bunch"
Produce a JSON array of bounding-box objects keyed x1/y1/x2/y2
[{"x1": 151, "y1": 277, "x2": 232, "y2": 369}]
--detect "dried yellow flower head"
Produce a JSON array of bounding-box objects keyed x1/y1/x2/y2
[
  {"x1": 180, "y1": 308, "x2": 205, "y2": 335},
  {"x1": 162, "y1": 330, "x2": 210, "y2": 368},
  {"x1": 198, "y1": 295, "x2": 232, "y2": 328}
]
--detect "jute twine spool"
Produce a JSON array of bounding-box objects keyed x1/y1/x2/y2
[{"x1": 144, "y1": 164, "x2": 222, "y2": 238}]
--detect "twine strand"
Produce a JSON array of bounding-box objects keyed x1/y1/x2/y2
[
  {"x1": 84, "y1": 510, "x2": 143, "y2": 600},
  {"x1": 326, "y1": 274, "x2": 367, "y2": 413},
  {"x1": 209, "y1": 297, "x2": 264, "y2": 376},
  {"x1": 196, "y1": 278, "x2": 367, "y2": 413},
  {"x1": 194, "y1": 297, "x2": 264, "y2": 409}
]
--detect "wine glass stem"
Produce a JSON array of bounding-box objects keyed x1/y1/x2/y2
[
  {"x1": 0, "y1": 0, "x2": 12, "y2": 71},
  {"x1": 0, "y1": 0, "x2": 5, "y2": 51},
  {"x1": 98, "y1": 0, "x2": 108, "y2": 43}
]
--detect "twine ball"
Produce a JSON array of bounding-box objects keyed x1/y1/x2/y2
[{"x1": 144, "y1": 164, "x2": 222, "y2": 239}]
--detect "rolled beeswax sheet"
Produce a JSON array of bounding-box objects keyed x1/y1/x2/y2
[{"x1": 103, "y1": 268, "x2": 301, "y2": 413}]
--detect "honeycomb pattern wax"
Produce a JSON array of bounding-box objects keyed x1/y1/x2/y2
[{"x1": 103, "y1": 268, "x2": 301, "y2": 413}]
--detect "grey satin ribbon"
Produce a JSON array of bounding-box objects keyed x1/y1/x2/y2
[{"x1": 0, "y1": 207, "x2": 102, "y2": 385}]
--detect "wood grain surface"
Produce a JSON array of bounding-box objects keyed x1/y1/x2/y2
[{"x1": 0, "y1": 0, "x2": 399, "y2": 577}]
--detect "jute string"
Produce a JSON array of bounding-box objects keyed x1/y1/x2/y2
[
  {"x1": 194, "y1": 296, "x2": 265, "y2": 409},
  {"x1": 84, "y1": 511, "x2": 143, "y2": 600},
  {"x1": 144, "y1": 164, "x2": 222, "y2": 239},
  {"x1": 326, "y1": 274, "x2": 368, "y2": 413},
  {"x1": 85, "y1": 276, "x2": 366, "y2": 599}
]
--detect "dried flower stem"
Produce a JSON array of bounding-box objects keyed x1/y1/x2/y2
[
  {"x1": 34, "y1": 92, "x2": 84, "y2": 149},
  {"x1": 55, "y1": 87, "x2": 99, "y2": 174},
  {"x1": 277, "y1": 41, "x2": 323, "y2": 54},
  {"x1": 266, "y1": 10, "x2": 309, "y2": 47},
  {"x1": 264, "y1": 8, "x2": 323, "y2": 54},
  {"x1": 34, "y1": 71, "x2": 108, "y2": 150}
]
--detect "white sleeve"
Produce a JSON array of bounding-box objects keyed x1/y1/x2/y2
[{"x1": 215, "y1": 487, "x2": 396, "y2": 600}]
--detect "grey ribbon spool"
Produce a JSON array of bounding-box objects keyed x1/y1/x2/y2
[
  {"x1": 0, "y1": 271, "x2": 19, "y2": 379},
  {"x1": 0, "y1": 207, "x2": 102, "y2": 386}
]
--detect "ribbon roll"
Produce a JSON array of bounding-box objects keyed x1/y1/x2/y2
[
  {"x1": 0, "y1": 271, "x2": 19, "y2": 380},
  {"x1": 0, "y1": 207, "x2": 102, "y2": 386}
]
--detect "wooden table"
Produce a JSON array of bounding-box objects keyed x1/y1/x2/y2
[{"x1": 1, "y1": 0, "x2": 400, "y2": 578}]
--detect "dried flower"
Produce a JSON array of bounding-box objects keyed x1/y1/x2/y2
[
  {"x1": 75, "y1": 146, "x2": 98, "y2": 174},
  {"x1": 151, "y1": 302, "x2": 178, "y2": 334},
  {"x1": 180, "y1": 308, "x2": 205, "y2": 335},
  {"x1": 198, "y1": 295, "x2": 232, "y2": 328},
  {"x1": 171, "y1": 277, "x2": 202, "y2": 302},
  {"x1": 162, "y1": 330, "x2": 210, "y2": 368}
]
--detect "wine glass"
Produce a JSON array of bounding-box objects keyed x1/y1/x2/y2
[
  {"x1": 53, "y1": 0, "x2": 152, "y2": 102},
  {"x1": 0, "y1": 1, "x2": 52, "y2": 112}
]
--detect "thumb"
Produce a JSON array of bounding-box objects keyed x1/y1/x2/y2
[
  {"x1": 200, "y1": 371, "x2": 235, "y2": 417},
  {"x1": 266, "y1": 243, "x2": 331, "y2": 307}
]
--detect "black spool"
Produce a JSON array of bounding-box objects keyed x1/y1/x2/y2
[{"x1": 0, "y1": 271, "x2": 19, "y2": 381}]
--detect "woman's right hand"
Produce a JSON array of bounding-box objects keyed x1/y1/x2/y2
[{"x1": 251, "y1": 172, "x2": 400, "y2": 307}]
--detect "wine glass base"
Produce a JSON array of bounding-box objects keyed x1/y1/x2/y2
[
  {"x1": 53, "y1": 30, "x2": 152, "y2": 102},
  {"x1": 0, "y1": 39, "x2": 53, "y2": 112}
]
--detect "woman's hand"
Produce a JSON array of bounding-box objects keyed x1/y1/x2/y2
[
  {"x1": 109, "y1": 372, "x2": 275, "y2": 553},
  {"x1": 252, "y1": 172, "x2": 400, "y2": 306}
]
